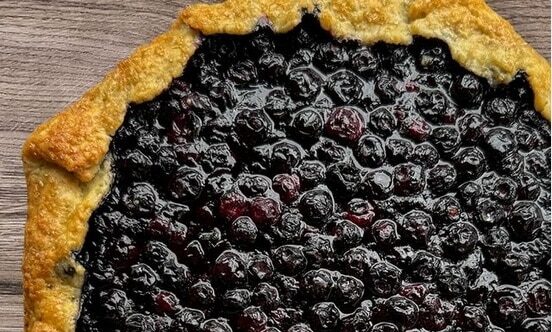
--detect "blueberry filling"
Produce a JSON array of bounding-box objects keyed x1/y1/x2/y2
[{"x1": 76, "y1": 15, "x2": 551, "y2": 332}]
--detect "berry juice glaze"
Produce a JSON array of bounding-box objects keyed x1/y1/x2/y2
[{"x1": 75, "y1": 15, "x2": 551, "y2": 332}]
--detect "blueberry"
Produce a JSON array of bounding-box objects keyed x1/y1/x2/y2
[
  {"x1": 496, "y1": 151, "x2": 524, "y2": 176},
  {"x1": 153, "y1": 289, "x2": 181, "y2": 315},
  {"x1": 122, "y1": 182, "x2": 158, "y2": 217},
  {"x1": 274, "y1": 212, "x2": 305, "y2": 243},
  {"x1": 301, "y1": 269, "x2": 334, "y2": 301},
  {"x1": 418, "y1": 294, "x2": 453, "y2": 330},
  {"x1": 344, "y1": 198, "x2": 376, "y2": 228},
  {"x1": 326, "y1": 70, "x2": 364, "y2": 104},
  {"x1": 427, "y1": 163, "x2": 456, "y2": 194},
  {"x1": 393, "y1": 163, "x2": 425, "y2": 196},
  {"x1": 401, "y1": 210, "x2": 434, "y2": 245},
  {"x1": 342, "y1": 247, "x2": 381, "y2": 279},
  {"x1": 237, "y1": 174, "x2": 271, "y2": 198},
  {"x1": 229, "y1": 216, "x2": 258, "y2": 245},
  {"x1": 299, "y1": 189, "x2": 334, "y2": 224},
  {"x1": 369, "y1": 107, "x2": 397, "y2": 138},
  {"x1": 303, "y1": 234, "x2": 335, "y2": 268},
  {"x1": 515, "y1": 124, "x2": 539, "y2": 151},
  {"x1": 227, "y1": 59, "x2": 257, "y2": 85},
  {"x1": 507, "y1": 201, "x2": 543, "y2": 240},
  {"x1": 129, "y1": 263, "x2": 159, "y2": 294},
  {"x1": 371, "y1": 219, "x2": 399, "y2": 247},
  {"x1": 118, "y1": 150, "x2": 152, "y2": 179},
  {"x1": 488, "y1": 175, "x2": 518, "y2": 204},
  {"x1": 375, "y1": 74, "x2": 401, "y2": 103},
  {"x1": 458, "y1": 305, "x2": 490, "y2": 331},
  {"x1": 383, "y1": 295, "x2": 419, "y2": 329},
  {"x1": 186, "y1": 281, "x2": 216, "y2": 309},
  {"x1": 311, "y1": 138, "x2": 347, "y2": 164},
  {"x1": 248, "y1": 253, "x2": 274, "y2": 282},
  {"x1": 453, "y1": 147, "x2": 487, "y2": 180},
  {"x1": 483, "y1": 97, "x2": 517, "y2": 124},
  {"x1": 265, "y1": 89, "x2": 296, "y2": 120},
  {"x1": 234, "y1": 109, "x2": 274, "y2": 146},
  {"x1": 410, "y1": 251, "x2": 441, "y2": 282},
  {"x1": 258, "y1": 52, "x2": 287, "y2": 80},
  {"x1": 416, "y1": 42, "x2": 450, "y2": 71},
  {"x1": 309, "y1": 302, "x2": 341, "y2": 330},
  {"x1": 410, "y1": 143, "x2": 439, "y2": 169},
  {"x1": 273, "y1": 245, "x2": 308, "y2": 276},
  {"x1": 450, "y1": 72, "x2": 485, "y2": 107},
  {"x1": 400, "y1": 115, "x2": 431, "y2": 142},
  {"x1": 219, "y1": 190, "x2": 250, "y2": 222},
  {"x1": 212, "y1": 251, "x2": 247, "y2": 286},
  {"x1": 456, "y1": 181, "x2": 482, "y2": 208},
  {"x1": 527, "y1": 280, "x2": 551, "y2": 316},
  {"x1": 291, "y1": 108, "x2": 324, "y2": 142},
  {"x1": 432, "y1": 196, "x2": 462, "y2": 224},
  {"x1": 326, "y1": 159, "x2": 363, "y2": 196},
  {"x1": 355, "y1": 135, "x2": 386, "y2": 167},
  {"x1": 458, "y1": 113, "x2": 487, "y2": 144},
  {"x1": 488, "y1": 285, "x2": 528, "y2": 329},
  {"x1": 126, "y1": 313, "x2": 156, "y2": 331},
  {"x1": 314, "y1": 41, "x2": 349, "y2": 72},
  {"x1": 250, "y1": 197, "x2": 281, "y2": 226},
  {"x1": 333, "y1": 274, "x2": 364, "y2": 307},
  {"x1": 221, "y1": 289, "x2": 252, "y2": 313},
  {"x1": 520, "y1": 318, "x2": 551, "y2": 332},
  {"x1": 171, "y1": 307, "x2": 205, "y2": 331},
  {"x1": 483, "y1": 128, "x2": 517, "y2": 159},
  {"x1": 273, "y1": 174, "x2": 301, "y2": 203},
  {"x1": 236, "y1": 306, "x2": 268, "y2": 332},
  {"x1": 361, "y1": 169, "x2": 394, "y2": 200},
  {"x1": 169, "y1": 112, "x2": 202, "y2": 144},
  {"x1": 204, "y1": 172, "x2": 234, "y2": 199},
  {"x1": 287, "y1": 68, "x2": 323, "y2": 101},
  {"x1": 368, "y1": 261, "x2": 402, "y2": 297},
  {"x1": 252, "y1": 283, "x2": 280, "y2": 310},
  {"x1": 99, "y1": 289, "x2": 131, "y2": 321},
  {"x1": 169, "y1": 167, "x2": 205, "y2": 202},
  {"x1": 387, "y1": 139, "x2": 415, "y2": 167},
  {"x1": 351, "y1": 48, "x2": 379, "y2": 76},
  {"x1": 370, "y1": 322, "x2": 400, "y2": 332},
  {"x1": 288, "y1": 323, "x2": 313, "y2": 332},
  {"x1": 325, "y1": 106, "x2": 366, "y2": 144},
  {"x1": 288, "y1": 48, "x2": 315, "y2": 68},
  {"x1": 340, "y1": 307, "x2": 372, "y2": 332},
  {"x1": 271, "y1": 140, "x2": 304, "y2": 173},
  {"x1": 415, "y1": 90, "x2": 447, "y2": 123},
  {"x1": 332, "y1": 219, "x2": 364, "y2": 251},
  {"x1": 443, "y1": 222, "x2": 478, "y2": 256},
  {"x1": 525, "y1": 150, "x2": 550, "y2": 179},
  {"x1": 475, "y1": 199, "x2": 507, "y2": 228},
  {"x1": 200, "y1": 143, "x2": 236, "y2": 173},
  {"x1": 200, "y1": 318, "x2": 232, "y2": 332},
  {"x1": 430, "y1": 126, "x2": 460, "y2": 155}
]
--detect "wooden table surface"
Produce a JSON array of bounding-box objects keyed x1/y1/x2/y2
[{"x1": 0, "y1": 1, "x2": 549, "y2": 330}]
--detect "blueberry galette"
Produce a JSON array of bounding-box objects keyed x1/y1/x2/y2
[{"x1": 23, "y1": 1, "x2": 551, "y2": 332}]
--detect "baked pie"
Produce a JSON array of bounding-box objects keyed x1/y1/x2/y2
[{"x1": 22, "y1": 1, "x2": 551, "y2": 331}]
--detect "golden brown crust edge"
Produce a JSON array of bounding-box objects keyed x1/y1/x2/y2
[
  {"x1": 22, "y1": 20, "x2": 199, "y2": 332},
  {"x1": 22, "y1": 0, "x2": 550, "y2": 331}
]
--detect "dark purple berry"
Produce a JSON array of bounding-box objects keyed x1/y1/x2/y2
[
  {"x1": 355, "y1": 135, "x2": 386, "y2": 167},
  {"x1": 325, "y1": 106, "x2": 365, "y2": 144},
  {"x1": 326, "y1": 70, "x2": 364, "y2": 104},
  {"x1": 393, "y1": 163, "x2": 425, "y2": 196},
  {"x1": 369, "y1": 107, "x2": 397, "y2": 138}
]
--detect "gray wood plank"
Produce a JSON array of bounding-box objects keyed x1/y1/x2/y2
[{"x1": 0, "y1": 0, "x2": 549, "y2": 330}]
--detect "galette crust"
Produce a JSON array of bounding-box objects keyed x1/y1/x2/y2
[{"x1": 22, "y1": 0, "x2": 550, "y2": 331}]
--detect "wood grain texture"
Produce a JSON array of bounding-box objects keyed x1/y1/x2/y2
[{"x1": 0, "y1": 0, "x2": 549, "y2": 330}]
